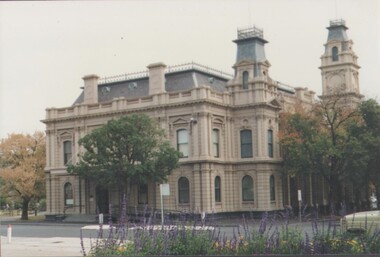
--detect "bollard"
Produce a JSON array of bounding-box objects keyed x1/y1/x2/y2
[
  {"x1": 7, "y1": 224, "x2": 12, "y2": 243},
  {"x1": 99, "y1": 213, "x2": 103, "y2": 225}
]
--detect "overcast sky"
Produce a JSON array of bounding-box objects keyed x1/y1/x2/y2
[{"x1": 0, "y1": 0, "x2": 379, "y2": 138}]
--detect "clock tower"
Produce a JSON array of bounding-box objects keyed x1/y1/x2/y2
[{"x1": 319, "y1": 19, "x2": 363, "y2": 104}]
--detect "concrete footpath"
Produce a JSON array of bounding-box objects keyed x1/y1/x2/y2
[
  {"x1": 0, "y1": 213, "x2": 92, "y2": 257},
  {"x1": 1, "y1": 236, "x2": 91, "y2": 257}
]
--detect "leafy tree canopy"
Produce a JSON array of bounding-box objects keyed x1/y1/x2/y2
[
  {"x1": 67, "y1": 114, "x2": 180, "y2": 197},
  {"x1": 279, "y1": 95, "x2": 361, "y2": 207},
  {"x1": 0, "y1": 132, "x2": 46, "y2": 220}
]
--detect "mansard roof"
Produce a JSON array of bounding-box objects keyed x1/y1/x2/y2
[{"x1": 73, "y1": 63, "x2": 231, "y2": 105}]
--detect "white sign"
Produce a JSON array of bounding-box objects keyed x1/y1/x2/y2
[
  {"x1": 160, "y1": 184, "x2": 170, "y2": 196},
  {"x1": 298, "y1": 190, "x2": 302, "y2": 201}
]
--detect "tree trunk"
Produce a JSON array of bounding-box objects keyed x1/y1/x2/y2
[
  {"x1": 328, "y1": 175, "x2": 343, "y2": 214},
  {"x1": 21, "y1": 198, "x2": 30, "y2": 220}
]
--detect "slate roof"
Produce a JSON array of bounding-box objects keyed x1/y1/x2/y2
[
  {"x1": 73, "y1": 64, "x2": 231, "y2": 105},
  {"x1": 327, "y1": 19, "x2": 349, "y2": 42}
]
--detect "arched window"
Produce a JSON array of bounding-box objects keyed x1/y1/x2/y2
[
  {"x1": 242, "y1": 71, "x2": 249, "y2": 89},
  {"x1": 177, "y1": 129, "x2": 189, "y2": 158},
  {"x1": 212, "y1": 129, "x2": 220, "y2": 157},
  {"x1": 64, "y1": 182, "x2": 74, "y2": 206},
  {"x1": 270, "y1": 175, "x2": 275, "y2": 201},
  {"x1": 63, "y1": 141, "x2": 72, "y2": 165},
  {"x1": 268, "y1": 129, "x2": 273, "y2": 158},
  {"x1": 215, "y1": 176, "x2": 221, "y2": 202},
  {"x1": 332, "y1": 46, "x2": 339, "y2": 61},
  {"x1": 242, "y1": 175, "x2": 254, "y2": 201},
  {"x1": 240, "y1": 130, "x2": 253, "y2": 158},
  {"x1": 178, "y1": 177, "x2": 190, "y2": 204}
]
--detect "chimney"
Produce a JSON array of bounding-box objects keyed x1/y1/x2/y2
[
  {"x1": 147, "y1": 62, "x2": 166, "y2": 95},
  {"x1": 82, "y1": 74, "x2": 99, "y2": 104}
]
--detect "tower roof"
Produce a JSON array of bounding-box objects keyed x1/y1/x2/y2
[
  {"x1": 233, "y1": 26, "x2": 268, "y2": 64},
  {"x1": 327, "y1": 19, "x2": 349, "y2": 42}
]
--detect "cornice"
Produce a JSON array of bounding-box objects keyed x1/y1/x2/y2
[
  {"x1": 42, "y1": 99, "x2": 229, "y2": 124},
  {"x1": 42, "y1": 98, "x2": 282, "y2": 124}
]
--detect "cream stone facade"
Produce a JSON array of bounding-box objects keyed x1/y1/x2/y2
[{"x1": 43, "y1": 20, "x2": 360, "y2": 217}]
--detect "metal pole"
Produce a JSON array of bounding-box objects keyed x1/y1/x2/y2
[
  {"x1": 160, "y1": 184, "x2": 164, "y2": 227},
  {"x1": 299, "y1": 201, "x2": 302, "y2": 223},
  {"x1": 7, "y1": 225, "x2": 11, "y2": 244},
  {"x1": 0, "y1": 217, "x2": 2, "y2": 257},
  {"x1": 298, "y1": 190, "x2": 302, "y2": 223}
]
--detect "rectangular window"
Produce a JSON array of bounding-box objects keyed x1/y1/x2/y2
[
  {"x1": 212, "y1": 129, "x2": 220, "y2": 157},
  {"x1": 270, "y1": 176, "x2": 276, "y2": 201},
  {"x1": 268, "y1": 129, "x2": 273, "y2": 158},
  {"x1": 63, "y1": 141, "x2": 72, "y2": 165},
  {"x1": 240, "y1": 130, "x2": 253, "y2": 158},
  {"x1": 177, "y1": 129, "x2": 189, "y2": 158},
  {"x1": 215, "y1": 176, "x2": 221, "y2": 202}
]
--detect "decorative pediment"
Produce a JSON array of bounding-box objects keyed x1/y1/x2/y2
[
  {"x1": 58, "y1": 130, "x2": 73, "y2": 141},
  {"x1": 234, "y1": 60, "x2": 254, "y2": 67},
  {"x1": 212, "y1": 117, "x2": 224, "y2": 125},
  {"x1": 268, "y1": 98, "x2": 282, "y2": 108},
  {"x1": 171, "y1": 117, "x2": 189, "y2": 125},
  {"x1": 263, "y1": 60, "x2": 271, "y2": 67}
]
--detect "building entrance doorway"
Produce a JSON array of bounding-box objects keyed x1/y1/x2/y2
[{"x1": 96, "y1": 187, "x2": 109, "y2": 214}]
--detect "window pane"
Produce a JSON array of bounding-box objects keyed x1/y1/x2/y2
[
  {"x1": 270, "y1": 176, "x2": 275, "y2": 201},
  {"x1": 241, "y1": 130, "x2": 253, "y2": 158},
  {"x1": 332, "y1": 47, "x2": 339, "y2": 61},
  {"x1": 178, "y1": 177, "x2": 189, "y2": 204},
  {"x1": 241, "y1": 130, "x2": 252, "y2": 143},
  {"x1": 64, "y1": 183, "x2": 73, "y2": 205},
  {"x1": 215, "y1": 176, "x2": 221, "y2": 202},
  {"x1": 177, "y1": 130, "x2": 189, "y2": 157},
  {"x1": 177, "y1": 130, "x2": 188, "y2": 143},
  {"x1": 242, "y1": 176, "x2": 254, "y2": 201},
  {"x1": 242, "y1": 71, "x2": 249, "y2": 89},
  {"x1": 268, "y1": 130, "x2": 273, "y2": 158},
  {"x1": 212, "y1": 129, "x2": 219, "y2": 157},
  {"x1": 63, "y1": 141, "x2": 72, "y2": 165},
  {"x1": 178, "y1": 144, "x2": 189, "y2": 157},
  {"x1": 138, "y1": 184, "x2": 148, "y2": 204}
]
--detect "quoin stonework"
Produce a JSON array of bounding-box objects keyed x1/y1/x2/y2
[{"x1": 43, "y1": 20, "x2": 362, "y2": 218}]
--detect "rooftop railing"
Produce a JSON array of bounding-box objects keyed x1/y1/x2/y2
[
  {"x1": 237, "y1": 26, "x2": 264, "y2": 40},
  {"x1": 330, "y1": 19, "x2": 346, "y2": 27},
  {"x1": 166, "y1": 62, "x2": 233, "y2": 78},
  {"x1": 98, "y1": 62, "x2": 232, "y2": 84},
  {"x1": 99, "y1": 70, "x2": 149, "y2": 84}
]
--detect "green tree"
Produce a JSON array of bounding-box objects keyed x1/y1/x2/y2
[
  {"x1": 67, "y1": 114, "x2": 180, "y2": 204},
  {"x1": 279, "y1": 95, "x2": 360, "y2": 211},
  {"x1": 0, "y1": 132, "x2": 46, "y2": 220},
  {"x1": 345, "y1": 99, "x2": 380, "y2": 209}
]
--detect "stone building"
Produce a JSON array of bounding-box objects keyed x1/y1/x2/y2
[
  {"x1": 282, "y1": 19, "x2": 363, "y2": 212},
  {"x1": 43, "y1": 20, "x2": 360, "y2": 217}
]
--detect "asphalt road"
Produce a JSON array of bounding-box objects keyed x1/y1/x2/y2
[
  {"x1": 0, "y1": 219, "x2": 339, "y2": 257},
  {"x1": 0, "y1": 219, "x2": 339, "y2": 239}
]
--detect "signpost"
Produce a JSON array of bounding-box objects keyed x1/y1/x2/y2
[
  {"x1": 160, "y1": 184, "x2": 170, "y2": 226},
  {"x1": 298, "y1": 189, "x2": 302, "y2": 223}
]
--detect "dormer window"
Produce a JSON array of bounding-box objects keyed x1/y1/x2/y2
[
  {"x1": 332, "y1": 46, "x2": 339, "y2": 61},
  {"x1": 242, "y1": 71, "x2": 249, "y2": 89}
]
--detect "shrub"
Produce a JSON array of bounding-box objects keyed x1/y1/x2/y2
[{"x1": 81, "y1": 206, "x2": 380, "y2": 256}]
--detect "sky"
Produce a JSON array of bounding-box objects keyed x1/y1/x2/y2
[{"x1": 0, "y1": 0, "x2": 379, "y2": 139}]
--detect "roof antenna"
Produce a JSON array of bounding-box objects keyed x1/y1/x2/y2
[
  {"x1": 334, "y1": 0, "x2": 339, "y2": 19},
  {"x1": 248, "y1": 0, "x2": 252, "y2": 25}
]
